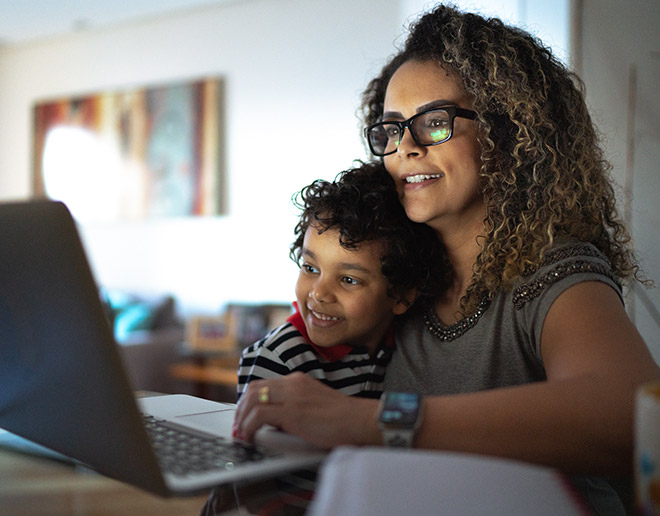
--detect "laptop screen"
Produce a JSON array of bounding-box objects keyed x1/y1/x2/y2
[{"x1": 0, "y1": 200, "x2": 168, "y2": 494}]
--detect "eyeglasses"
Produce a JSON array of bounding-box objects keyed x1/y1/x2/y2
[{"x1": 364, "y1": 106, "x2": 477, "y2": 157}]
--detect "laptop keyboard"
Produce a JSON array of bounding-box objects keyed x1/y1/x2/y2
[{"x1": 142, "y1": 414, "x2": 280, "y2": 476}]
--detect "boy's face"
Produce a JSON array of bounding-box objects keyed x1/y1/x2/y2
[{"x1": 295, "y1": 225, "x2": 410, "y2": 354}]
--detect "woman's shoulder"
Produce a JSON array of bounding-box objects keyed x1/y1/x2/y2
[
  {"x1": 511, "y1": 239, "x2": 622, "y2": 310},
  {"x1": 529, "y1": 240, "x2": 609, "y2": 266}
]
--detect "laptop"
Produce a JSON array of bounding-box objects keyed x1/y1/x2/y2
[{"x1": 0, "y1": 199, "x2": 325, "y2": 497}]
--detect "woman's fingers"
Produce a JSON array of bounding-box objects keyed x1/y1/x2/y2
[
  {"x1": 234, "y1": 374, "x2": 300, "y2": 441},
  {"x1": 233, "y1": 373, "x2": 380, "y2": 448}
]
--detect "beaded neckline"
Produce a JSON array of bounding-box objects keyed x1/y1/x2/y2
[{"x1": 423, "y1": 297, "x2": 491, "y2": 341}]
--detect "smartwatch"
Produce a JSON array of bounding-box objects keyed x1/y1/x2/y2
[{"x1": 377, "y1": 391, "x2": 423, "y2": 447}]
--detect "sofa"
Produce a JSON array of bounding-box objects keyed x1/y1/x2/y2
[{"x1": 102, "y1": 290, "x2": 186, "y2": 394}]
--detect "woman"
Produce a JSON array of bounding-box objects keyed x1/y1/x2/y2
[{"x1": 234, "y1": 4, "x2": 660, "y2": 513}]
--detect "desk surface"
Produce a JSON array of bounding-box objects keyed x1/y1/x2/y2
[
  {"x1": 1, "y1": 441, "x2": 599, "y2": 516},
  {"x1": 0, "y1": 444, "x2": 314, "y2": 516},
  {"x1": 0, "y1": 447, "x2": 213, "y2": 516}
]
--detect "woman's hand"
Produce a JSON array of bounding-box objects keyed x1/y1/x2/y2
[{"x1": 233, "y1": 372, "x2": 381, "y2": 449}]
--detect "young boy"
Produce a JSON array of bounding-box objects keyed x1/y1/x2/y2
[{"x1": 237, "y1": 161, "x2": 447, "y2": 400}]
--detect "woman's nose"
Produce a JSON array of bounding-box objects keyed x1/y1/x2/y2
[{"x1": 396, "y1": 127, "x2": 423, "y2": 157}]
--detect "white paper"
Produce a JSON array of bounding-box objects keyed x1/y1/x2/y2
[{"x1": 307, "y1": 447, "x2": 585, "y2": 516}]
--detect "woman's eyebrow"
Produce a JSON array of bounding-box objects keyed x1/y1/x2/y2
[
  {"x1": 417, "y1": 99, "x2": 454, "y2": 112},
  {"x1": 382, "y1": 110, "x2": 402, "y2": 120},
  {"x1": 382, "y1": 99, "x2": 455, "y2": 120}
]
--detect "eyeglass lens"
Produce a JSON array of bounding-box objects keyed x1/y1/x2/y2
[{"x1": 368, "y1": 109, "x2": 453, "y2": 156}]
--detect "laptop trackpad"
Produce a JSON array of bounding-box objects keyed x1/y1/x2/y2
[
  {"x1": 139, "y1": 394, "x2": 236, "y2": 436},
  {"x1": 174, "y1": 410, "x2": 235, "y2": 436}
]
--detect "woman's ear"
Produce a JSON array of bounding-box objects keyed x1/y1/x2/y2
[{"x1": 392, "y1": 289, "x2": 419, "y2": 315}]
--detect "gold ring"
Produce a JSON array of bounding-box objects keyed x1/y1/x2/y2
[{"x1": 258, "y1": 385, "x2": 270, "y2": 404}]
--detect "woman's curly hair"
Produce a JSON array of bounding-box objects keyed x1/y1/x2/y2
[
  {"x1": 361, "y1": 3, "x2": 645, "y2": 313},
  {"x1": 290, "y1": 161, "x2": 451, "y2": 305}
]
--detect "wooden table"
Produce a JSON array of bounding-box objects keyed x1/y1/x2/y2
[
  {"x1": 0, "y1": 443, "x2": 315, "y2": 516},
  {"x1": 0, "y1": 446, "x2": 215, "y2": 516}
]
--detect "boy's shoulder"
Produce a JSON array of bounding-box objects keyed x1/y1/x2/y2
[{"x1": 242, "y1": 321, "x2": 310, "y2": 356}]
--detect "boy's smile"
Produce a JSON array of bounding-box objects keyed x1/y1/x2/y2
[
  {"x1": 295, "y1": 225, "x2": 410, "y2": 355},
  {"x1": 308, "y1": 308, "x2": 340, "y2": 323}
]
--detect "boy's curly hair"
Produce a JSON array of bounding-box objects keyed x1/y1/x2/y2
[
  {"x1": 361, "y1": 3, "x2": 645, "y2": 313},
  {"x1": 290, "y1": 161, "x2": 451, "y2": 304}
]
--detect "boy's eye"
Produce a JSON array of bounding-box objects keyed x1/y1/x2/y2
[
  {"x1": 342, "y1": 276, "x2": 361, "y2": 286},
  {"x1": 302, "y1": 263, "x2": 319, "y2": 274}
]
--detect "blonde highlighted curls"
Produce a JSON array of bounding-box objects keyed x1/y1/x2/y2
[{"x1": 362, "y1": 3, "x2": 647, "y2": 314}]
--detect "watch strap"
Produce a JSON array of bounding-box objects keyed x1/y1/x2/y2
[
  {"x1": 381, "y1": 428, "x2": 415, "y2": 447},
  {"x1": 377, "y1": 391, "x2": 422, "y2": 448}
]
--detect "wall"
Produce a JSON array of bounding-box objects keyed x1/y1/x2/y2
[
  {"x1": 0, "y1": 0, "x2": 404, "y2": 313},
  {"x1": 579, "y1": 0, "x2": 660, "y2": 362},
  {"x1": 0, "y1": 0, "x2": 657, "y2": 362},
  {"x1": 0, "y1": 0, "x2": 571, "y2": 316}
]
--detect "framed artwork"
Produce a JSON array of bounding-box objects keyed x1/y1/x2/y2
[{"x1": 32, "y1": 77, "x2": 224, "y2": 221}]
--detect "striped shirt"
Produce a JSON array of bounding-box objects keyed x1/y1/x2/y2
[{"x1": 237, "y1": 308, "x2": 393, "y2": 401}]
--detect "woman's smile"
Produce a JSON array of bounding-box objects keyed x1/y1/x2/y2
[{"x1": 405, "y1": 173, "x2": 444, "y2": 184}]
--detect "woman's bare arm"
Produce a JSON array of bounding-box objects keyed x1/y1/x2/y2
[{"x1": 234, "y1": 282, "x2": 660, "y2": 474}]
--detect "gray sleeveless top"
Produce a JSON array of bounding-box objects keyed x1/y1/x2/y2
[
  {"x1": 385, "y1": 240, "x2": 626, "y2": 516},
  {"x1": 386, "y1": 241, "x2": 621, "y2": 393}
]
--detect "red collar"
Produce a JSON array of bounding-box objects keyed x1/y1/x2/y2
[{"x1": 287, "y1": 302, "x2": 395, "y2": 362}]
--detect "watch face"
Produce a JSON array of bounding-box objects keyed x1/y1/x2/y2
[{"x1": 379, "y1": 392, "x2": 421, "y2": 426}]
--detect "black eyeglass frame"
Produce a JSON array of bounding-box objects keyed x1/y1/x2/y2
[{"x1": 364, "y1": 106, "x2": 478, "y2": 157}]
